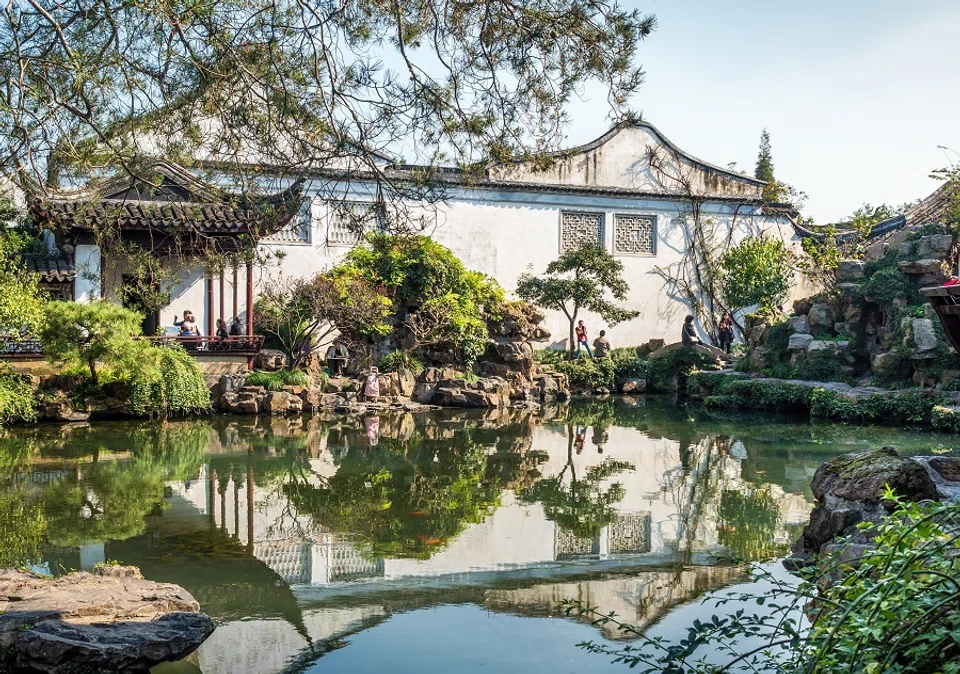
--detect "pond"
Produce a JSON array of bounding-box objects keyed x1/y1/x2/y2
[{"x1": 2, "y1": 398, "x2": 957, "y2": 673}]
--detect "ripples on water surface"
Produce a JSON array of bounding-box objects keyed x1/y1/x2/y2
[{"x1": 2, "y1": 397, "x2": 957, "y2": 673}]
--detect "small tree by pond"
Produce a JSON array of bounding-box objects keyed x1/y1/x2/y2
[
  {"x1": 517, "y1": 243, "x2": 639, "y2": 358},
  {"x1": 40, "y1": 301, "x2": 143, "y2": 385}
]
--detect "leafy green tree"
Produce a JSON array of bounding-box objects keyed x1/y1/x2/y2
[
  {"x1": 517, "y1": 243, "x2": 639, "y2": 357},
  {"x1": 339, "y1": 234, "x2": 507, "y2": 364},
  {"x1": 1, "y1": 0, "x2": 655, "y2": 217},
  {"x1": 718, "y1": 236, "x2": 794, "y2": 314},
  {"x1": 39, "y1": 301, "x2": 143, "y2": 384}
]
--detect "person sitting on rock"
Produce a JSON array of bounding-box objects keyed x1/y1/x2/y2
[
  {"x1": 325, "y1": 340, "x2": 349, "y2": 376},
  {"x1": 681, "y1": 315, "x2": 700, "y2": 347},
  {"x1": 593, "y1": 330, "x2": 611, "y2": 359}
]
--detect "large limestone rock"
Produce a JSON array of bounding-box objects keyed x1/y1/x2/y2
[
  {"x1": 788, "y1": 315, "x2": 810, "y2": 335},
  {"x1": 788, "y1": 333, "x2": 814, "y2": 350},
  {"x1": 788, "y1": 448, "x2": 940, "y2": 568},
  {"x1": 917, "y1": 233, "x2": 953, "y2": 259},
  {"x1": 253, "y1": 349, "x2": 287, "y2": 372},
  {"x1": 0, "y1": 566, "x2": 214, "y2": 673},
  {"x1": 835, "y1": 260, "x2": 864, "y2": 281},
  {"x1": 910, "y1": 318, "x2": 938, "y2": 355},
  {"x1": 898, "y1": 258, "x2": 943, "y2": 275},
  {"x1": 806, "y1": 303, "x2": 834, "y2": 335}
]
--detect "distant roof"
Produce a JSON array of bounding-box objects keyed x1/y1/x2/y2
[
  {"x1": 28, "y1": 161, "x2": 303, "y2": 238},
  {"x1": 794, "y1": 180, "x2": 956, "y2": 242}
]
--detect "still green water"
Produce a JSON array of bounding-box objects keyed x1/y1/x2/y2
[{"x1": 1, "y1": 398, "x2": 956, "y2": 673}]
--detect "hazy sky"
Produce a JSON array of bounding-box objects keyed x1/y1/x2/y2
[{"x1": 561, "y1": 0, "x2": 960, "y2": 223}]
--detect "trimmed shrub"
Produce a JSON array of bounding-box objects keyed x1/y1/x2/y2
[{"x1": 647, "y1": 348, "x2": 721, "y2": 392}]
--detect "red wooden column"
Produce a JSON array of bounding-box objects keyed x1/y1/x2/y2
[
  {"x1": 219, "y1": 270, "x2": 225, "y2": 328},
  {"x1": 245, "y1": 260, "x2": 254, "y2": 370},
  {"x1": 232, "y1": 267, "x2": 239, "y2": 321},
  {"x1": 206, "y1": 268, "x2": 215, "y2": 337}
]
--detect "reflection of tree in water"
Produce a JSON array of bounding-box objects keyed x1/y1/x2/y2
[
  {"x1": 0, "y1": 423, "x2": 208, "y2": 560},
  {"x1": 284, "y1": 427, "x2": 531, "y2": 559},
  {"x1": 518, "y1": 425, "x2": 633, "y2": 540},
  {"x1": 717, "y1": 487, "x2": 789, "y2": 562}
]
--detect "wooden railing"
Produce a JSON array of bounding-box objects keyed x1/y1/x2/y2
[{"x1": 0, "y1": 335, "x2": 264, "y2": 359}]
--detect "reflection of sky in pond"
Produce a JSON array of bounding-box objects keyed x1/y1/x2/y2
[{"x1": 0, "y1": 398, "x2": 955, "y2": 673}]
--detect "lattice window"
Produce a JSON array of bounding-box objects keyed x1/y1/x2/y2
[
  {"x1": 560, "y1": 211, "x2": 603, "y2": 253},
  {"x1": 253, "y1": 540, "x2": 311, "y2": 584},
  {"x1": 614, "y1": 214, "x2": 656, "y2": 255},
  {"x1": 607, "y1": 513, "x2": 652, "y2": 554},
  {"x1": 327, "y1": 201, "x2": 380, "y2": 246},
  {"x1": 555, "y1": 526, "x2": 599, "y2": 559},
  {"x1": 330, "y1": 543, "x2": 385, "y2": 582},
  {"x1": 264, "y1": 200, "x2": 311, "y2": 244}
]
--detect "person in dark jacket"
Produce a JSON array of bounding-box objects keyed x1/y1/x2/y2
[
  {"x1": 681, "y1": 315, "x2": 700, "y2": 346},
  {"x1": 718, "y1": 312, "x2": 734, "y2": 354}
]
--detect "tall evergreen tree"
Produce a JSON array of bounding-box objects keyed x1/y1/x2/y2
[
  {"x1": 755, "y1": 128, "x2": 775, "y2": 183},
  {"x1": 755, "y1": 128, "x2": 784, "y2": 203}
]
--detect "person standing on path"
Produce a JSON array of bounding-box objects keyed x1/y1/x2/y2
[
  {"x1": 363, "y1": 367, "x2": 381, "y2": 403},
  {"x1": 575, "y1": 320, "x2": 593, "y2": 358},
  {"x1": 718, "y1": 312, "x2": 734, "y2": 354}
]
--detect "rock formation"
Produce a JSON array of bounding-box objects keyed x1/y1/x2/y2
[{"x1": 0, "y1": 565, "x2": 215, "y2": 673}]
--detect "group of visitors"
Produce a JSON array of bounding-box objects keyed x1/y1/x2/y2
[
  {"x1": 682, "y1": 313, "x2": 735, "y2": 353},
  {"x1": 574, "y1": 320, "x2": 612, "y2": 359},
  {"x1": 173, "y1": 311, "x2": 244, "y2": 339}
]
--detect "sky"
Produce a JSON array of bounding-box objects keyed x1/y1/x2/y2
[{"x1": 560, "y1": 0, "x2": 960, "y2": 224}]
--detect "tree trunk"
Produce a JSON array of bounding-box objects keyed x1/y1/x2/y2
[{"x1": 89, "y1": 358, "x2": 98, "y2": 386}]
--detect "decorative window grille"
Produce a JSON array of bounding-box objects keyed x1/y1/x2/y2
[
  {"x1": 555, "y1": 526, "x2": 599, "y2": 559},
  {"x1": 607, "y1": 513, "x2": 652, "y2": 554},
  {"x1": 560, "y1": 211, "x2": 603, "y2": 253},
  {"x1": 327, "y1": 201, "x2": 380, "y2": 246},
  {"x1": 264, "y1": 199, "x2": 312, "y2": 244},
  {"x1": 613, "y1": 214, "x2": 656, "y2": 255}
]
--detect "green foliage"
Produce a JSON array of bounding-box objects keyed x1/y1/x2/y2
[
  {"x1": 378, "y1": 351, "x2": 425, "y2": 375},
  {"x1": 245, "y1": 369, "x2": 311, "y2": 392},
  {"x1": 341, "y1": 234, "x2": 507, "y2": 365},
  {"x1": 0, "y1": 365, "x2": 38, "y2": 424},
  {"x1": 125, "y1": 344, "x2": 211, "y2": 416},
  {"x1": 809, "y1": 388, "x2": 939, "y2": 425},
  {"x1": 646, "y1": 348, "x2": 721, "y2": 392},
  {"x1": 703, "y1": 378, "x2": 813, "y2": 411},
  {"x1": 534, "y1": 348, "x2": 566, "y2": 366},
  {"x1": 255, "y1": 270, "x2": 392, "y2": 369},
  {"x1": 860, "y1": 266, "x2": 915, "y2": 304},
  {"x1": 717, "y1": 487, "x2": 789, "y2": 562},
  {"x1": 931, "y1": 405, "x2": 960, "y2": 432},
  {"x1": 793, "y1": 351, "x2": 849, "y2": 383},
  {"x1": 718, "y1": 236, "x2": 793, "y2": 313},
  {"x1": 40, "y1": 301, "x2": 143, "y2": 384},
  {"x1": 517, "y1": 242, "x2": 639, "y2": 356},
  {"x1": 569, "y1": 494, "x2": 960, "y2": 673},
  {"x1": 0, "y1": 488, "x2": 46, "y2": 568},
  {"x1": 554, "y1": 352, "x2": 647, "y2": 390},
  {"x1": 0, "y1": 226, "x2": 47, "y2": 339}
]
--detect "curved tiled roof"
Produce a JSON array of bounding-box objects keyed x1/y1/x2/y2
[
  {"x1": 28, "y1": 161, "x2": 304, "y2": 237},
  {"x1": 25, "y1": 253, "x2": 75, "y2": 282}
]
